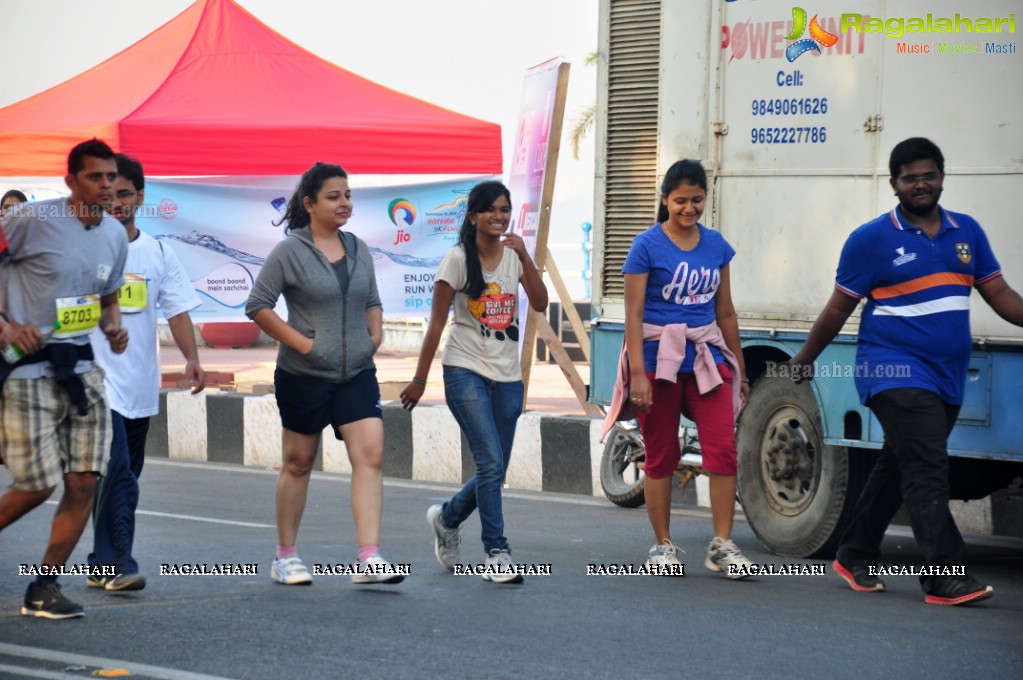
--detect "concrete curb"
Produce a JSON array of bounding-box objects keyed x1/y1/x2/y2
[{"x1": 147, "y1": 390, "x2": 614, "y2": 499}]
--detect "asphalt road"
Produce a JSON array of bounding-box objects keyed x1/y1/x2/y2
[{"x1": 1, "y1": 460, "x2": 1021, "y2": 680}]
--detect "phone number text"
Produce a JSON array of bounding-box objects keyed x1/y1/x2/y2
[
  {"x1": 751, "y1": 127, "x2": 827, "y2": 144},
  {"x1": 752, "y1": 97, "x2": 828, "y2": 116}
]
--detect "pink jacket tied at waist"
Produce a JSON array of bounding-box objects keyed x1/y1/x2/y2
[{"x1": 599, "y1": 322, "x2": 743, "y2": 442}]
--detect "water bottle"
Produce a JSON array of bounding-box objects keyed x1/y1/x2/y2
[
  {"x1": 1, "y1": 342, "x2": 23, "y2": 364},
  {"x1": 1, "y1": 324, "x2": 54, "y2": 364}
]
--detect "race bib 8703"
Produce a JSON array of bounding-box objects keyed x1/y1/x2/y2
[{"x1": 53, "y1": 294, "x2": 101, "y2": 338}]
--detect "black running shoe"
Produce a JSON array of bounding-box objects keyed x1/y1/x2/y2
[
  {"x1": 925, "y1": 575, "x2": 993, "y2": 606},
  {"x1": 833, "y1": 559, "x2": 885, "y2": 592},
  {"x1": 21, "y1": 582, "x2": 84, "y2": 619}
]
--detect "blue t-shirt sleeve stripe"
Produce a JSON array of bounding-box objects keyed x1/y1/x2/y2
[
  {"x1": 835, "y1": 283, "x2": 862, "y2": 298},
  {"x1": 975, "y1": 270, "x2": 1002, "y2": 286},
  {"x1": 970, "y1": 220, "x2": 1002, "y2": 284}
]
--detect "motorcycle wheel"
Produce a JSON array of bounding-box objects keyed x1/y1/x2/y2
[{"x1": 600, "y1": 423, "x2": 647, "y2": 508}]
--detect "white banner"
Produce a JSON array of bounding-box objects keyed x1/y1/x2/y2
[{"x1": 133, "y1": 175, "x2": 497, "y2": 321}]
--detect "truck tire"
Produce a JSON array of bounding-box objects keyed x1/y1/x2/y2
[
  {"x1": 737, "y1": 376, "x2": 869, "y2": 558},
  {"x1": 600, "y1": 423, "x2": 646, "y2": 508}
]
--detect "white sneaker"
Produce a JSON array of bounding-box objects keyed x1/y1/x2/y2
[
  {"x1": 705, "y1": 537, "x2": 753, "y2": 579},
  {"x1": 645, "y1": 539, "x2": 685, "y2": 575},
  {"x1": 642, "y1": 539, "x2": 683, "y2": 568},
  {"x1": 351, "y1": 554, "x2": 405, "y2": 585},
  {"x1": 646, "y1": 539, "x2": 687, "y2": 576},
  {"x1": 427, "y1": 504, "x2": 460, "y2": 571},
  {"x1": 270, "y1": 555, "x2": 312, "y2": 585},
  {"x1": 482, "y1": 549, "x2": 524, "y2": 584},
  {"x1": 642, "y1": 539, "x2": 683, "y2": 572}
]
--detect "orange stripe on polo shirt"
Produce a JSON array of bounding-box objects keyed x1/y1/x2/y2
[{"x1": 871, "y1": 273, "x2": 974, "y2": 300}]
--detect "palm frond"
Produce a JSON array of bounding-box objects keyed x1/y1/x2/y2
[{"x1": 570, "y1": 104, "x2": 597, "y2": 160}]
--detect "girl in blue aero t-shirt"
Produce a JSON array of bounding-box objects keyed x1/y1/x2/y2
[{"x1": 622, "y1": 159, "x2": 754, "y2": 578}]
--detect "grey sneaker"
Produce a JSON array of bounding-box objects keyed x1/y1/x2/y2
[
  {"x1": 104, "y1": 573, "x2": 146, "y2": 592},
  {"x1": 86, "y1": 574, "x2": 110, "y2": 588},
  {"x1": 270, "y1": 555, "x2": 312, "y2": 585},
  {"x1": 645, "y1": 539, "x2": 685, "y2": 574},
  {"x1": 705, "y1": 537, "x2": 753, "y2": 579},
  {"x1": 427, "y1": 504, "x2": 459, "y2": 571},
  {"x1": 21, "y1": 581, "x2": 84, "y2": 619},
  {"x1": 482, "y1": 549, "x2": 524, "y2": 584},
  {"x1": 351, "y1": 554, "x2": 406, "y2": 585}
]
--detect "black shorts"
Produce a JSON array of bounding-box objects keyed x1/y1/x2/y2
[{"x1": 274, "y1": 367, "x2": 381, "y2": 440}]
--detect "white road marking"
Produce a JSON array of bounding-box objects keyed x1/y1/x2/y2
[
  {"x1": 0, "y1": 643, "x2": 237, "y2": 680},
  {"x1": 0, "y1": 662, "x2": 84, "y2": 680},
  {"x1": 133, "y1": 510, "x2": 273, "y2": 529},
  {"x1": 34, "y1": 459, "x2": 1021, "y2": 549},
  {"x1": 42, "y1": 501, "x2": 273, "y2": 529},
  {"x1": 144, "y1": 460, "x2": 724, "y2": 520}
]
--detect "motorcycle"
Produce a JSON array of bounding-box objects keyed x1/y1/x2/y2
[{"x1": 599, "y1": 419, "x2": 704, "y2": 507}]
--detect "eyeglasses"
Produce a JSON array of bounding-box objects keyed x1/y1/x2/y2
[{"x1": 896, "y1": 172, "x2": 942, "y2": 186}]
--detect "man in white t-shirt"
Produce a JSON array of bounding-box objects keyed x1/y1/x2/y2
[{"x1": 87, "y1": 154, "x2": 205, "y2": 592}]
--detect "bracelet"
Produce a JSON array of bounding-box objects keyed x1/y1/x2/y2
[
  {"x1": 741, "y1": 378, "x2": 750, "y2": 384},
  {"x1": 412, "y1": 377, "x2": 427, "y2": 386}
]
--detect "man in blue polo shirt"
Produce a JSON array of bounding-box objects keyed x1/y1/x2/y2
[{"x1": 790, "y1": 137, "x2": 1023, "y2": 606}]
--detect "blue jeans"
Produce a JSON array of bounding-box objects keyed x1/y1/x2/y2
[
  {"x1": 440, "y1": 366, "x2": 523, "y2": 555},
  {"x1": 89, "y1": 410, "x2": 140, "y2": 575}
]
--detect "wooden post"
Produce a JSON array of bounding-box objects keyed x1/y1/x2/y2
[
  {"x1": 520, "y1": 61, "x2": 571, "y2": 403},
  {"x1": 535, "y1": 314, "x2": 603, "y2": 417},
  {"x1": 544, "y1": 255, "x2": 590, "y2": 361}
]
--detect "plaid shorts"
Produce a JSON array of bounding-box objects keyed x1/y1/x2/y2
[{"x1": 0, "y1": 367, "x2": 112, "y2": 492}]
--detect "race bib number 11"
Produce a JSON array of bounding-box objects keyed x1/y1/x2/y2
[
  {"x1": 119, "y1": 274, "x2": 148, "y2": 314},
  {"x1": 54, "y1": 294, "x2": 101, "y2": 338}
]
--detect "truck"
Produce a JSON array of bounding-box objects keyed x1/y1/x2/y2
[{"x1": 588, "y1": 0, "x2": 1023, "y2": 557}]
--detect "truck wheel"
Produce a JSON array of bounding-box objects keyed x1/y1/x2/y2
[
  {"x1": 737, "y1": 376, "x2": 868, "y2": 558},
  {"x1": 600, "y1": 423, "x2": 646, "y2": 508}
]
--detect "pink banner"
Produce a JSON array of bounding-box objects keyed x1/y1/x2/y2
[{"x1": 506, "y1": 57, "x2": 565, "y2": 257}]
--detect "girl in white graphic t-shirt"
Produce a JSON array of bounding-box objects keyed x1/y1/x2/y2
[{"x1": 400, "y1": 181, "x2": 547, "y2": 584}]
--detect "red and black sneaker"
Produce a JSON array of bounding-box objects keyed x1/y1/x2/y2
[
  {"x1": 924, "y1": 575, "x2": 993, "y2": 606},
  {"x1": 833, "y1": 558, "x2": 886, "y2": 592}
]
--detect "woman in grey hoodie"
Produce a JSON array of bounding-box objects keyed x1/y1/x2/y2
[{"x1": 246, "y1": 162, "x2": 403, "y2": 586}]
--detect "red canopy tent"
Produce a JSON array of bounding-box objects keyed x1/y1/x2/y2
[{"x1": 0, "y1": 0, "x2": 501, "y2": 176}]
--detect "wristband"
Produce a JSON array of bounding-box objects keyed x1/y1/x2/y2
[{"x1": 412, "y1": 377, "x2": 427, "y2": 386}]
